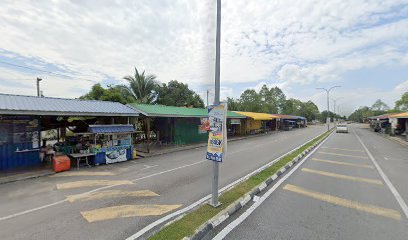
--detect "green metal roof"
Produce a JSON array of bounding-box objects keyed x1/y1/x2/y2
[{"x1": 127, "y1": 103, "x2": 245, "y2": 118}]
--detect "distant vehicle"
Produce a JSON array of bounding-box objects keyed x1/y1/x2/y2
[{"x1": 336, "y1": 124, "x2": 348, "y2": 133}]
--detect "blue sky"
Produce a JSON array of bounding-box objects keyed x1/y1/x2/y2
[{"x1": 0, "y1": 0, "x2": 407, "y2": 115}]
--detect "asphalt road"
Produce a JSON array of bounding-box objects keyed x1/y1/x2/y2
[
  {"x1": 0, "y1": 125, "x2": 325, "y2": 240},
  {"x1": 214, "y1": 124, "x2": 408, "y2": 240}
]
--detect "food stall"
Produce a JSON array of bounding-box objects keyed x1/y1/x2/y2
[
  {"x1": 89, "y1": 125, "x2": 135, "y2": 165},
  {"x1": 55, "y1": 124, "x2": 135, "y2": 167}
]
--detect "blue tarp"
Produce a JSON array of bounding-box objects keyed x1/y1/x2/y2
[{"x1": 88, "y1": 125, "x2": 135, "y2": 134}]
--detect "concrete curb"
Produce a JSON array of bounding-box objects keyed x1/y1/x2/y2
[
  {"x1": 182, "y1": 134, "x2": 328, "y2": 240},
  {"x1": 0, "y1": 171, "x2": 55, "y2": 185}
]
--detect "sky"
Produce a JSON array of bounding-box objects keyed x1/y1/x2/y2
[{"x1": 0, "y1": 0, "x2": 408, "y2": 116}]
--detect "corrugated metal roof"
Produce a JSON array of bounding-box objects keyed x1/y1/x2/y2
[
  {"x1": 127, "y1": 103, "x2": 246, "y2": 118},
  {"x1": 389, "y1": 112, "x2": 408, "y2": 118},
  {"x1": 88, "y1": 124, "x2": 135, "y2": 133},
  {"x1": 368, "y1": 114, "x2": 390, "y2": 120},
  {"x1": 0, "y1": 93, "x2": 139, "y2": 116},
  {"x1": 234, "y1": 111, "x2": 278, "y2": 120},
  {"x1": 271, "y1": 114, "x2": 299, "y2": 120}
]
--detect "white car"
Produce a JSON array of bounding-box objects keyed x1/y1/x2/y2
[{"x1": 336, "y1": 124, "x2": 348, "y2": 133}]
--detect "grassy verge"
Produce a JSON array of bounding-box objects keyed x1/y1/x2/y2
[{"x1": 149, "y1": 130, "x2": 332, "y2": 240}]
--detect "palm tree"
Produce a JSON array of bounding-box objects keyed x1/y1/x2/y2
[{"x1": 123, "y1": 67, "x2": 158, "y2": 104}]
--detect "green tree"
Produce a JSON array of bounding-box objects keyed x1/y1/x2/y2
[
  {"x1": 395, "y1": 92, "x2": 408, "y2": 111},
  {"x1": 227, "y1": 97, "x2": 240, "y2": 111},
  {"x1": 155, "y1": 80, "x2": 204, "y2": 108},
  {"x1": 123, "y1": 67, "x2": 158, "y2": 104},
  {"x1": 371, "y1": 99, "x2": 390, "y2": 111},
  {"x1": 80, "y1": 83, "x2": 134, "y2": 104},
  {"x1": 300, "y1": 100, "x2": 320, "y2": 121},
  {"x1": 239, "y1": 89, "x2": 262, "y2": 112},
  {"x1": 348, "y1": 106, "x2": 373, "y2": 123}
]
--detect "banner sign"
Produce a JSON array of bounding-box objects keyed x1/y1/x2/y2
[
  {"x1": 199, "y1": 117, "x2": 210, "y2": 133},
  {"x1": 230, "y1": 119, "x2": 241, "y2": 125},
  {"x1": 106, "y1": 148, "x2": 127, "y2": 164},
  {"x1": 206, "y1": 102, "x2": 227, "y2": 162}
]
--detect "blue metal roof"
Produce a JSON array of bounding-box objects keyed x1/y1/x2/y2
[
  {"x1": 88, "y1": 125, "x2": 135, "y2": 134},
  {"x1": 0, "y1": 93, "x2": 139, "y2": 116}
]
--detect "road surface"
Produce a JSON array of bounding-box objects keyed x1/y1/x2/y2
[
  {"x1": 0, "y1": 125, "x2": 325, "y2": 240},
  {"x1": 213, "y1": 124, "x2": 408, "y2": 240}
]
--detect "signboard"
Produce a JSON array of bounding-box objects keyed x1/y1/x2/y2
[
  {"x1": 230, "y1": 119, "x2": 241, "y2": 125},
  {"x1": 199, "y1": 117, "x2": 210, "y2": 133},
  {"x1": 106, "y1": 148, "x2": 127, "y2": 164},
  {"x1": 206, "y1": 103, "x2": 227, "y2": 162}
]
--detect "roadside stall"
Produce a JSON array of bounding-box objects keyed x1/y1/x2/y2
[
  {"x1": 0, "y1": 93, "x2": 139, "y2": 171},
  {"x1": 89, "y1": 125, "x2": 135, "y2": 165},
  {"x1": 234, "y1": 111, "x2": 278, "y2": 134}
]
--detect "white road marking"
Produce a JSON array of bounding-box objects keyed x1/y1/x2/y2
[
  {"x1": 212, "y1": 131, "x2": 333, "y2": 240},
  {"x1": 354, "y1": 130, "x2": 408, "y2": 219},
  {"x1": 125, "y1": 131, "x2": 329, "y2": 240},
  {"x1": 384, "y1": 157, "x2": 389, "y2": 161}
]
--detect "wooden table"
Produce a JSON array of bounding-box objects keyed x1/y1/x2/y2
[{"x1": 69, "y1": 153, "x2": 95, "y2": 169}]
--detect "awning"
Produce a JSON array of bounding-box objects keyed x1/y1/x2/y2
[
  {"x1": 234, "y1": 111, "x2": 278, "y2": 121},
  {"x1": 389, "y1": 112, "x2": 408, "y2": 118},
  {"x1": 88, "y1": 124, "x2": 135, "y2": 134}
]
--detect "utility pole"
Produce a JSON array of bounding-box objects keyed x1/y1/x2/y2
[
  {"x1": 332, "y1": 97, "x2": 343, "y2": 123},
  {"x1": 36, "y1": 77, "x2": 42, "y2": 97},
  {"x1": 210, "y1": 0, "x2": 221, "y2": 207},
  {"x1": 207, "y1": 89, "x2": 209, "y2": 106},
  {"x1": 316, "y1": 86, "x2": 341, "y2": 131}
]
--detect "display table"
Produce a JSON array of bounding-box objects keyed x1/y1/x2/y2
[{"x1": 69, "y1": 153, "x2": 95, "y2": 169}]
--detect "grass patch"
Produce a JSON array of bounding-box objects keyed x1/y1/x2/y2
[{"x1": 149, "y1": 130, "x2": 332, "y2": 240}]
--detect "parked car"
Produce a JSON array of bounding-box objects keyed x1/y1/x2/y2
[{"x1": 336, "y1": 124, "x2": 348, "y2": 133}]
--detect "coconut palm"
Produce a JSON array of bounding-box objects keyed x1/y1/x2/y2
[{"x1": 123, "y1": 67, "x2": 158, "y2": 104}]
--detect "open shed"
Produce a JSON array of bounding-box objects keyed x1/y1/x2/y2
[
  {"x1": 127, "y1": 104, "x2": 246, "y2": 152},
  {"x1": 0, "y1": 93, "x2": 139, "y2": 170}
]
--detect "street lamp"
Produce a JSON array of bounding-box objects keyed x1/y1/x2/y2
[
  {"x1": 332, "y1": 97, "x2": 343, "y2": 121},
  {"x1": 36, "y1": 77, "x2": 42, "y2": 97},
  {"x1": 316, "y1": 86, "x2": 341, "y2": 131}
]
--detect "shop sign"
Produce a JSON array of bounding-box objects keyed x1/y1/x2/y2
[
  {"x1": 230, "y1": 119, "x2": 241, "y2": 125},
  {"x1": 206, "y1": 103, "x2": 227, "y2": 162},
  {"x1": 106, "y1": 148, "x2": 127, "y2": 164},
  {"x1": 199, "y1": 117, "x2": 210, "y2": 133}
]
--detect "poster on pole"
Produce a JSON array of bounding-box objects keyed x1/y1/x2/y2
[{"x1": 206, "y1": 102, "x2": 227, "y2": 162}]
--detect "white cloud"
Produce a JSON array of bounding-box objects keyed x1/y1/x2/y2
[{"x1": 0, "y1": 0, "x2": 407, "y2": 113}]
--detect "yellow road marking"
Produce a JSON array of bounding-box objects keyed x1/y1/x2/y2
[
  {"x1": 51, "y1": 171, "x2": 115, "y2": 177},
  {"x1": 321, "y1": 147, "x2": 365, "y2": 153},
  {"x1": 283, "y1": 184, "x2": 401, "y2": 220},
  {"x1": 312, "y1": 158, "x2": 374, "y2": 169},
  {"x1": 302, "y1": 168, "x2": 383, "y2": 185},
  {"x1": 318, "y1": 151, "x2": 368, "y2": 159},
  {"x1": 57, "y1": 180, "x2": 133, "y2": 190},
  {"x1": 81, "y1": 204, "x2": 182, "y2": 223},
  {"x1": 67, "y1": 190, "x2": 159, "y2": 202}
]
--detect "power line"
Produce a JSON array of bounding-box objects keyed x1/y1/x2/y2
[{"x1": 0, "y1": 60, "x2": 98, "y2": 83}]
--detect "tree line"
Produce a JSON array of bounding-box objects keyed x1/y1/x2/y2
[
  {"x1": 348, "y1": 94, "x2": 408, "y2": 122},
  {"x1": 81, "y1": 67, "x2": 204, "y2": 108},
  {"x1": 81, "y1": 67, "x2": 325, "y2": 121},
  {"x1": 227, "y1": 84, "x2": 324, "y2": 121}
]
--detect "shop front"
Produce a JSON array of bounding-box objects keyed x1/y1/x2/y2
[
  {"x1": 0, "y1": 93, "x2": 139, "y2": 171},
  {"x1": 0, "y1": 115, "x2": 41, "y2": 170}
]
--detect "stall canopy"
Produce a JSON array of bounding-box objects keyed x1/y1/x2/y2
[
  {"x1": 389, "y1": 112, "x2": 408, "y2": 118},
  {"x1": 271, "y1": 114, "x2": 299, "y2": 120},
  {"x1": 127, "y1": 103, "x2": 246, "y2": 118},
  {"x1": 0, "y1": 93, "x2": 139, "y2": 117},
  {"x1": 234, "y1": 111, "x2": 278, "y2": 120},
  {"x1": 88, "y1": 125, "x2": 135, "y2": 134},
  {"x1": 367, "y1": 114, "x2": 390, "y2": 120}
]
